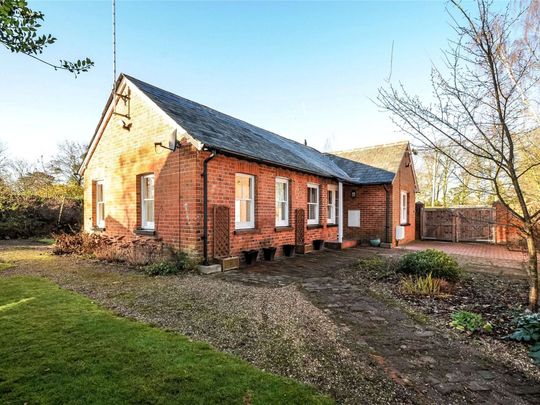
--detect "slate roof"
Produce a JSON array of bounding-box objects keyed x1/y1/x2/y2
[
  {"x1": 328, "y1": 142, "x2": 409, "y2": 185},
  {"x1": 123, "y1": 74, "x2": 408, "y2": 185},
  {"x1": 124, "y1": 74, "x2": 353, "y2": 181}
]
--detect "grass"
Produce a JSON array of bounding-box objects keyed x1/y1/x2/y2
[
  {"x1": 30, "y1": 237, "x2": 55, "y2": 245},
  {"x1": 0, "y1": 276, "x2": 332, "y2": 404},
  {"x1": 0, "y1": 261, "x2": 13, "y2": 271}
]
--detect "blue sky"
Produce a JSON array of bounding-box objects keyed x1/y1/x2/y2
[{"x1": 0, "y1": 0, "x2": 458, "y2": 162}]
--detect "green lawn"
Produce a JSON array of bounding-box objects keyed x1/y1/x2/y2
[{"x1": 0, "y1": 277, "x2": 332, "y2": 404}]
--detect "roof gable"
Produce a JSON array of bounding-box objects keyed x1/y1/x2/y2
[{"x1": 328, "y1": 142, "x2": 410, "y2": 185}]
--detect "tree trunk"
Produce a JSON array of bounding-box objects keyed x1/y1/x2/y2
[{"x1": 525, "y1": 231, "x2": 539, "y2": 311}]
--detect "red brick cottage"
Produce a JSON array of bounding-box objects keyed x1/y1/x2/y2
[{"x1": 79, "y1": 74, "x2": 417, "y2": 266}]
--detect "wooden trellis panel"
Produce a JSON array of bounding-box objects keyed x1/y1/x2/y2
[
  {"x1": 213, "y1": 205, "x2": 230, "y2": 258},
  {"x1": 295, "y1": 208, "x2": 305, "y2": 245}
]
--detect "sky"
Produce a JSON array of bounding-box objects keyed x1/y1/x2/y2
[{"x1": 0, "y1": 0, "x2": 461, "y2": 163}]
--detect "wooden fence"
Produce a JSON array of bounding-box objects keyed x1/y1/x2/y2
[{"x1": 418, "y1": 205, "x2": 496, "y2": 243}]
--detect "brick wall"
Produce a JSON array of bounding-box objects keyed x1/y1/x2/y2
[
  {"x1": 342, "y1": 184, "x2": 390, "y2": 243},
  {"x1": 492, "y1": 201, "x2": 534, "y2": 248},
  {"x1": 83, "y1": 84, "x2": 198, "y2": 253},
  {"x1": 201, "y1": 151, "x2": 339, "y2": 258}
]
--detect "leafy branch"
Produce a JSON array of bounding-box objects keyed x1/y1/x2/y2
[{"x1": 0, "y1": 0, "x2": 93, "y2": 75}]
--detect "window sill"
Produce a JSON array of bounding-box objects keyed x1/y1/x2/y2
[
  {"x1": 91, "y1": 227, "x2": 105, "y2": 232},
  {"x1": 234, "y1": 228, "x2": 260, "y2": 235},
  {"x1": 134, "y1": 228, "x2": 156, "y2": 236},
  {"x1": 326, "y1": 224, "x2": 338, "y2": 228},
  {"x1": 275, "y1": 226, "x2": 293, "y2": 232},
  {"x1": 307, "y1": 224, "x2": 323, "y2": 230},
  {"x1": 400, "y1": 223, "x2": 411, "y2": 227}
]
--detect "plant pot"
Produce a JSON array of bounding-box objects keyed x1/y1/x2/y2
[
  {"x1": 282, "y1": 244, "x2": 295, "y2": 257},
  {"x1": 242, "y1": 249, "x2": 259, "y2": 265},
  {"x1": 313, "y1": 239, "x2": 325, "y2": 250},
  {"x1": 262, "y1": 247, "x2": 277, "y2": 261},
  {"x1": 369, "y1": 238, "x2": 381, "y2": 247}
]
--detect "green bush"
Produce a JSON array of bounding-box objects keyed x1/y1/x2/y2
[
  {"x1": 144, "y1": 262, "x2": 179, "y2": 276},
  {"x1": 450, "y1": 310, "x2": 492, "y2": 333},
  {"x1": 144, "y1": 252, "x2": 194, "y2": 276},
  {"x1": 398, "y1": 249, "x2": 462, "y2": 282},
  {"x1": 507, "y1": 312, "x2": 540, "y2": 365}
]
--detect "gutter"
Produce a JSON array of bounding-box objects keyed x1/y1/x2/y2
[
  {"x1": 201, "y1": 150, "x2": 217, "y2": 265},
  {"x1": 204, "y1": 145, "x2": 353, "y2": 184}
]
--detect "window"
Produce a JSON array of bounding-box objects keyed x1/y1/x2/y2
[
  {"x1": 141, "y1": 174, "x2": 155, "y2": 229},
  {"x1": 235, "y1": 174, "x2": 255, "y2": 229},
  {"x1": 95, "y1": 180, "x2": 105, "y2": 229},
  {"x1": 400, "y1": 190, "x2": 408, "y2": 225},
  {"x1": 275, "y1": 177, "x2": 289, "y2": 227},
  {"x1": 327, "y1": 185, "x2": 337, "y2": 224},
  {"x1": 307, "y1": 183, "x2": 319, "y2": 225}
]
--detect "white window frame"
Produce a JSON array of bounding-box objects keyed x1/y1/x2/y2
[
  {"x1": 95, "y1": 180, "x2": 105, "y2": 229},
  {"x1": 327, "y1": 185, "x2": 337, "y2": 224},
  {"x1": 400, "y1": 190, "x2": 408, "y2": 225},
  {"x1": 141, "y1": 174, "x2": 155, "y2": 230},
  {"x1": 235, "y1": 173, "x2": 255, "y2": 230},
  {"x1": 307, "y1": 183, "x2": 320, "y2": 225},
  {"x1": 275, "y1": 177, "x2": 289, "y2": 227}
]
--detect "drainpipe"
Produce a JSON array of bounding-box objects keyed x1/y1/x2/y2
[
  {"x1": 338, "y1": 181, "x2": 344, "y2": 243},
  {"x1": 202, "y1": 150, "x2": 217, "y2": 265},
  {"x1": 383, "y1": 184, "x2": 391, "y2": 244}
]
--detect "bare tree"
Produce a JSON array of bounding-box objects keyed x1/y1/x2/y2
[
  {"x1": 48, "y1": 140, "x2": 87, "y2": 185},
  {"x1": 417, "y1": 142, "x2": 459, "y2": 207},
  {"x1": 378, "y1": 0, "x2": 540, "y2": 310}
]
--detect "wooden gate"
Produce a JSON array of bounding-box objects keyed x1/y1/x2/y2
[{"x1": 420, "y1": 207, "x2": 495, "y2": 243}]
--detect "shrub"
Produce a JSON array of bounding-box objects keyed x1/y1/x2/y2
[
  {"x1": 507, "y1": 312, "x2": 540, "y2": 365},
  {"x1": 144, "y1": 252, "x2": 194, "y2": 276},
  {"x1": 398, "y1": 249, "x2": 462, "y2": 282},
  {"x1": 450, "y1": 310, "x2": 492, "y2": 333},
  {"x1": 400, "y1": 273, "x2": 446, "y2": 296},
  {"x1": 0, "y1": 191, "x2": 82, "y2": 238}
]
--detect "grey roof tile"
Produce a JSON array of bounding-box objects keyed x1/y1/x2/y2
[
  {"x1": 328, "y1": 142, "x2": 408, "y2": 184},
  {"x1": 123, "y1": 74, "x2": 408, "y2": 185}
]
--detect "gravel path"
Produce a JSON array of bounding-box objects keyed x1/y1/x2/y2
[{"x1": 220, "y1": 251, "x2": 540, "y2": 405}]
